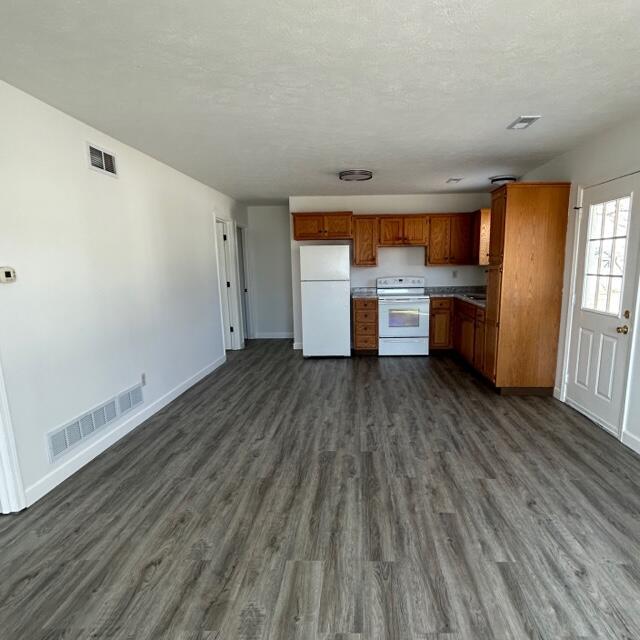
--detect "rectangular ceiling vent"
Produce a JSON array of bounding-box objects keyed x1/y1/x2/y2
[
  {"x1": 507, "y1": 115, "x2": 541, "y2": 130},
  {"x1": 87, "y1": 143, "x2": 117, "y2": 176},
  {"x1": 47, "y1": 382, "x2": 143, "y2": 462}
]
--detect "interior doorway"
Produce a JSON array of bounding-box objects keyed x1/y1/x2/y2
[
  {"x1": 565, "y1": 173, "x2": 639, "y2": 436},
  {"x1": 215, "y1": 220, "x2": 233, "y2": 349}
]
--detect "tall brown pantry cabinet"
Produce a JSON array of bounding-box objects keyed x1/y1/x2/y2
[{"x1": 482, "y1": 183, "x2": 571, "y2": 391}]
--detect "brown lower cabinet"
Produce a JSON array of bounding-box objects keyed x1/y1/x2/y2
[
  {"x1": 352, "y1": 298, "x2": 378, "y2": 352},
  {"x1": 429, "y1": 298, "x2": 453, "y2": 349},
  {"x1": 473, "y1": 310, "x2": 486, "y2": 373},
  {"x1": 433, "y1": 297, "x2": 489, "y2": 379},
  {"x1": 453, "y1": 299, "x2": 477, "y2": 363}
]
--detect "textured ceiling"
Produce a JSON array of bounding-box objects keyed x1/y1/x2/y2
[{"x1": 1, "y1": 1, "x2": 639, "y2": 202}]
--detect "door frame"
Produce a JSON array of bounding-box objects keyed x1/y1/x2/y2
[
  {"x1": 0, "y1": 352, "x2": 26, "y2": 514},
  {"x1": 560, "y1": 172, "x2": 640, "y2": 441},
  {"x1": 213, "y1": 215, "x2": 244, "y2": 351},
  {"x1": 236, "y1": 224, "x2": 255, "y2": 339}
]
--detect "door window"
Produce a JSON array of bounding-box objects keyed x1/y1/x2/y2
[
  {"x1": 582, "y1": 196, "x2": 631, "y2": 315},
  {"x1": 388, "y1": 309, "x2": 420, "y2": 328}
]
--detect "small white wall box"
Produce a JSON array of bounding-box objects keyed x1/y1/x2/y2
[{"x1": 0, "y1": 267, "x2": 16, "y2": 283}]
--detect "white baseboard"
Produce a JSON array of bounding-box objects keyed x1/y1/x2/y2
[
  {"x1": 24, "y1": 354, "x2": 227, "y2": 507},
  {"x1": 293, "y1": 341, "x2": 302, "y2": 350},
  {"x1": 252, "y1": 332, "x2": 293, "y2": 339},
  {"x1": 622, "y1": 430, "x2": 640, "y2": 456},
  {"x1": 553, "y1": 386, "x2": 561, "y2": 400}
]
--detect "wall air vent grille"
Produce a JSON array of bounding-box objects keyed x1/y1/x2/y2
[
  {"x1": 87, "y1": 143, "x2": 117, "y2": 176},
  {"x1": 119, "y1": 384, "x2": 144, "y2": 416},
  {"x1": 47, "y1": 387, "x2": 141, "y2": 462}
]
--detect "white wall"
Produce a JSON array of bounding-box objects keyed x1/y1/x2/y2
[
  {"x1": 289, "y1": 193, "x2": 490, "y2": 348},
  {"x1": 0, "y1": 80, "x2": 245, "y2": 505},
  {"x1": 523, "y1": 114, "x2": 640, "y2": 452},
  {"x1": 247, "y1": 205, "x2": 293, "y2": 338}
]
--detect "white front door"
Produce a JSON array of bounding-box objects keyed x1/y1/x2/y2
[{"x1": 566, "y1": 174, "x2": 640, "y2": 435}]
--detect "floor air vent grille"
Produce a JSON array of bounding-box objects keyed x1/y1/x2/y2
[{"x1": 47, "y1": 383, "x2": 143, "y2": 462}]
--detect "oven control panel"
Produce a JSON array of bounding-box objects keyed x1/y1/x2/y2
[{"x1": 377, "y1": 276, "x2": 425, "y2": 288}]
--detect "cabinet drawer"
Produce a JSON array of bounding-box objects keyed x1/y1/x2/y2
[
  {"x1": 430, "y1": 297, "x2": 452, "y2": 310},
  {"x1": 354, "y1": 298, "x2": 377, "y2": 310},
  {"x1": 354, "y1": 335, "x2": 377, "y2": 350},
  {"x1": 355, "y1": 310, "x2": 377, "y2": 323},
  {"x1": 355, "y1": 323, "x2": 377, "y2": 336}
]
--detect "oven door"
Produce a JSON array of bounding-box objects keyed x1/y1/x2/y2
[{"x1": 378, "y1": 298, "x2": 429, "y2": 338}]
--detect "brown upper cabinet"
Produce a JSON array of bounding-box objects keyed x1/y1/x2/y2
[
  {"x1": 379, "y1": 215, "x2": 427, "y2": 246},
  {"x1": 476, "y1": 208, "x2": 491, "y2": 266},
  {"x1": 426, "y1": 213, "x2": 477, "y2": 265},
  {"x1": 488, "y1": 192, "x2": 506, "y2": 265},
  {"x1": 292, "y1": 212, "x2": 353, "y2": 240},
  {"x1": 379, "y1": 217, "x2": 404, "y2": 246},
  {"x1": 427, "y1": 215, "x2": 450, "y2": 264},
  {"x1": 353, "y1": 216, "x2": 378, "y2": 266}
]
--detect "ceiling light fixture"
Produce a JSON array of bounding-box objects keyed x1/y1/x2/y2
[
  {"x1": 507, "y1": 115, "x2": 541, "y2": 130},
  {"x1": 490, "y1": 175, "x2": 518, "y2": 186},
  {"x1": 446, "y1": 177, "x2": 463, "y2": 184},
  {"x1": 339, "y1": 169, "x2": 373, "y2": 182}
]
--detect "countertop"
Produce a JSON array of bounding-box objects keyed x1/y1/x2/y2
[{"x1": 351, "y1": 286, "x2": 487, "y2": 308}]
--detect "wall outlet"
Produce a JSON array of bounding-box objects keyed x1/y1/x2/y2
[
  {"x1": 452, "y1": 269, "x2": 458, "y2": 279},
  {"x1": 141, "y1": 372, "x2": 147, "y2": 386}
]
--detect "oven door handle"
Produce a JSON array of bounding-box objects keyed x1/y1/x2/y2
[{"x1": 379, "y1": 298, "x2": 429, "y2": 303}]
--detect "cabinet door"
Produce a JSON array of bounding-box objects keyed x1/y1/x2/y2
[
  {"x1": 428, "y1": 216, "x2": 451, "y2": 264},
  {"x1": 429, "y1": 309, "x2": 452, "y2": 349},
  {"x1": 379, "y1": 217, "x2": 404, "y2": 245},
  {"x1": 460, "y1": 315, "x2": 476, "y2": 363},
  {"x1": 484, "y1": 267, "x2": 502, "y2": 381},
  {"x1": 353, "y1": 217, "x2": 378, "y2": 266},
  {"x1": 403, "y1": 216, "x2": 427, "y2": 245},
  {"x1": 489, "y1": 191, "x2": 507, "y2": 265},
  {"x1": 473, "y1": 319, "x2": 486, "y2": 372},
  {"x1": 293, "y1": 214, "x2": 324, "y2": 240},
  {"x1": 477, "y1": 208, "x2": 491, "y2": 266},
  {"x1": 449, "y1": 214, "x2": 475, "y2": 264},
  {"x1": 452, "y1": 311, "x2": 461, "y2": 352},
  {"x1": 324, "y1": 213, "x2": 353, "y2": 239}
]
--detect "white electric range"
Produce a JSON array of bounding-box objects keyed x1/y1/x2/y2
[{"x1": 377, "y1": 277, "x2": 430, "y2": 356}]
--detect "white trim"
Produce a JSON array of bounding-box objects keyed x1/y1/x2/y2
[
  {"x1": 237, "y1": 224, "x2": 254, "y2": 340},
  {"x1": 214, "y1": 215, "x2": 244, "y2": 351},
  {"x1": 0, "y1": 352, "x2": 26, "y2": 514},
  {"x1": 565, "y1": 396, "x2": 620, "y2": 437},
  {"x1": 293, "y1": 341, "x2": 303, "y2": 350},
  {"x1": 242, "y1": 225, "x2": 259, "y2": 340},
  {"x1": 558, "y1": 186, "x2": 584, "y2": 402},
  {"x1": 621, "y1": 430, "x2": 640, "y2": 456},
  {"x1": 24, "y1": 354, "x2": 226, "y2": 507},
  {"x1": 253, "y1": 332, "x2": 293, "y2": 339}
]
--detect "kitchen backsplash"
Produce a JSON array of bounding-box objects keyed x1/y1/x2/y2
[{"x1": 350, "y1": 246, "x2": 486, "y2": 287}]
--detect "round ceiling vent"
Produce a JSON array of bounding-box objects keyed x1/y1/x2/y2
[
  {"x1": 339, "y1": 169, "x2": 373, "y2": 182},
  {"x1": 490, "y1": 175, "x2": 518, "y2": 186}
]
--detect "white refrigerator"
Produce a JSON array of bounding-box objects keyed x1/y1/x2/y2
[{"x1": 300, "y1": 245, "x2": 351, "y2": 357}]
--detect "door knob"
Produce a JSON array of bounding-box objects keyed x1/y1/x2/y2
[{"x1": 616, "y1": 325, "x2": 629, "y2": 334}]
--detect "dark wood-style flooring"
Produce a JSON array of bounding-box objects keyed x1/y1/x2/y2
[{"x1": 2, "y1": 340, "x2": 640, "y2": 639}]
